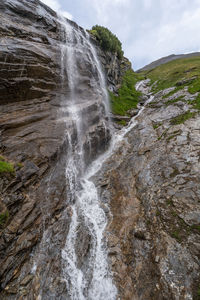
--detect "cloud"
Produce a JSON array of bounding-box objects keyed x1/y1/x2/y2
[
  {"x1": 41, "y1": 0, "x2": 200, "y2": 69},
  {"x1": 41, "y1": 0, "x2": 73, "y2": 20},
  {"x1": 126, "y1": 1, "x2": 200, "y2": 69},
  {"x1": 81, "y1": 0, "x2": 200, "y2": 69}
]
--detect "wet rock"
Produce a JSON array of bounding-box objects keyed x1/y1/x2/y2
[
  {"x1": 95, "y1": 47, "x2": 132, "y2": 93},
  {"x1": 97, "y1": 81, "x2": 200, "y2": 300},
  {"x1": 110, "y1": 114, "x2": 131, "y2": 122},
  {"x1": 127, "y1": 108, "x2": 139, "y2": 117},
  {"x1": 0, "y1": 0, "x2": 115, "y2": 298}
]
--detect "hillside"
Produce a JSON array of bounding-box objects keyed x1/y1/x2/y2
[
  {"x1": 141, "y1": 55, "x2": 200, "y2": 109},
  {"x1": 100, "y1": 56, "x2": 200, "y2": 300},
  {"x1": 137, "y1": 52, "x2": 200, "y2": 72}
]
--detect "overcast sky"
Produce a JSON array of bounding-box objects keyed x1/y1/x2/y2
[{"x1": 41, "y1": 0, "x2": 200, "y2": 70}]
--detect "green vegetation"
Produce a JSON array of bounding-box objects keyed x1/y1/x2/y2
[
  {"x1": 156, "y1": 210, "x2": 161, "y2": 216},
  {"x1": 157, "y1": 128, "x2": 169, "y2": 141},
  {"x1": 191, "y1": 224, "x2": 200, "y2": 232},
  {"x1": 117, "y1": 120, "x2": 127, "y2": 126},
  {"x1": 195, "y1": 94, "x2": 200, "y2": 110},
  {"x1": 170, "y1": 111, "x2": 196, "y2": 125},
  {"x1": 140, "y1": 56, "x2": 200, "y2": 113},
  {"x1": 197, "y1": 286, "x2": 200, "y2": 298},
  {"x1": 16, "y1": 162, "x2": 23, "y2": 169},
  {"x1": 188, "y1": 77, "x2": 200, "y2": 94},
  {"x1": 171, "y1": 230, "x2": 181, "y2": 242},
  {"x1": 89, "y1": 25, "x2": 124, "y2": 59},
  {"x1": 141, "y1": 56, "x2": 200, "y2": 93},
  {"x1": 109, "y1": 70, "x2": 144, "y2": 115},
  {"x1": 162, "y1": 87, "x2": 180, "y2": 99},
  {"x1": 166, "y1": 130, "x2": 182, "y2": 142},
  {"x1": 0, "y1": 156, "x2": 15, "y2": 174},
  {"x1": 166, "y1": 199, "x2": 174, "y2": 206},
  {"x1": 0, "y1": 210, "x2": 9, "y2": 227},
  {"x1": 152, "y1": 122, "x2": 162, "y2": 129},
  {"x1": 170, "y1": 167, "x2": 179, "y2": 178},
  {"x1": 165, "y1": 95, "x2": 184, "y2": 106}
]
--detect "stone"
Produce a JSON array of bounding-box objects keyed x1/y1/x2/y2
[
  {"x1": 0, "y1": 0, "x2": 121, "y2": 298},
  {"x1": 127, "y1": 108, "x2": 139, "y2": 117},
  {"x1": 0, "y1": 1, "x2": 200, "y2": 299},
  {"x1": 96, "y1": 79, "x2": 200, "y2": 300}
]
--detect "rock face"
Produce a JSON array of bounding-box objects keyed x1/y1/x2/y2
[
  {"x1": 1, "y1": 1, "x2": 200, "y2": 300},
  {"x1": 0, "y1": 0, "x2": 116, "y2": 298},
  {"x1": 96, "y1": 81, "x2": 200, "y2": 300},
  {"x1": 89, "y1": 35, "x2": 132, "y2": 94},
  {"x1": 98, "y1": 48, "x2": 132, "y2": 93}
]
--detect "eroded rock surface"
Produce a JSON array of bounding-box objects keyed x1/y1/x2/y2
[
  {"x1": 1, "y1": 1, "x2": 200, "y2": 299},
  {"x1": 0, "y1": 0, "x2": 119, "y2": 298},
  {"x1": 96, "y1": 82, "x2": 200, "y2": 300}
]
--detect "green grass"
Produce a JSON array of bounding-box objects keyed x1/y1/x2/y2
[
  {"x1": 188, "y1": 78, "x2": 200, "y2": 94},
  {"x1": 0, "y1": 157, "x2": 15, "y2": 174},
  {"x1": 117, "y1": 120, "x2": 127, "y2": 126},
  {"x1": 140, "y1": 56, "x2": 200, "y2": 117},
  {"x1": 141, "y1": 56, "x2": 200, "y2": 93},
  {"x1": 153, "y1": 122, "x2": 162, "y2": 129},
  {"x1": 166, "y1": 130, "x2": 181, "y2": 142},
  {"x1": 110, "y1": 70, "x2": 144, "y2": 116},
  {"x1": 197, "y1": 286, "x2": 200, "y2": 297},
  {"x1": 162, "y1": 87, "x2": 180, "y2": 99},
  {"x1": 194, "y1": 94, "x2": 200, "y2": 110},
  {"x1": 165, "y1": 96, "x2": 184, "y2": 106},
  {"x1": 170, "y1": 111, "x2": 196, "y2": 125},
  {"x1": 0, "y1": 210, "x2": 9, "y2": 226},
  {"x1": 166, "y1": 199, "x2": 174, "y2": 206},
  {"x1": 191, "y1": 225, "x2": 200, "y2": 232},
  {"x1": 16, "y1": 162, "x2": 23, "y2": 169},
  {"x1": 157, "y1": 128, "x2": 169, "y2": 140},
  {"x1": 171, "y1": 230, "x2": 181, "y2": 242}
]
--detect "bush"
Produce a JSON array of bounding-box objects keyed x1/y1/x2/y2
[{"x1": 89, "y1": 25, "x2": 124, "y2": 59}]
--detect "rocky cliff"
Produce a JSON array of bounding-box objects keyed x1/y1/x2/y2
[
  {"x1": 0, "y1": 0, "x2": 200, "y2": 300},
  {"x1": 96, "y1": 80, "x2": 200, "y2": 299},
  {"x1": 0, "y1": 0, "x2": 131, "y2": 298},
  {"x1": 97, "y1": 47, "x2": 132, "y2": 93}
]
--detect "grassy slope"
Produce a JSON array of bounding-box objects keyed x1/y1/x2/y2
[
  {"x1": 109, "y1": 70, "x2": 144, "y2": 116},
  {"x1": 141, "y1": 56, "x2": 200, "y2": 110},
  {"x1": 142, "y1": 56, "x2": 200, "y2": 92}
]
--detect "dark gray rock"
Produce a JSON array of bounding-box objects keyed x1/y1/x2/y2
[{"x1": 96, "y1": 81, "x2": 200, "y2": 300}]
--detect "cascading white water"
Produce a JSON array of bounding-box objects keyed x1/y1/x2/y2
[
  {"x1": 59, "y1": 16, "x2": 154, "y2": 300},
  {"x1": 59, "y1": 18, "x2": 117, "y2": 300}
]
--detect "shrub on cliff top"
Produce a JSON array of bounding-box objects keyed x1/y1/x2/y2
[{"x1": 89, "y1": 25, "x2": 124, "y2": 59}]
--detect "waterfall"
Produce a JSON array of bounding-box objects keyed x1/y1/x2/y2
[
  {"x1": 59, "y1": 18, "x2": 117, "y2": 300},
  {"x1": 59, "y1": 16, "x2": 154, "y2": 300}
]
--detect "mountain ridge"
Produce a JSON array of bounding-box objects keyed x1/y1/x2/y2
[{"x1": 137, "y1": 52, "x2": 200, "y2": 72}]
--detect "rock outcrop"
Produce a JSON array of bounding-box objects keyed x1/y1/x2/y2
[
  {"x1": 89, "y1": 34, "x2": 132, "y2": 94},
  {"x1": 97, "y1": 49, "x2": 132, "y2": 93},
  {"x1": 0, "y1": 0, "x2": 114, "y2": 298},
  {"x1": 96, "y1": 81, "x2": 200, "y2": 300},
  {"x1": 1, "y1": 0, "x2": 200, "y2": 299}
]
